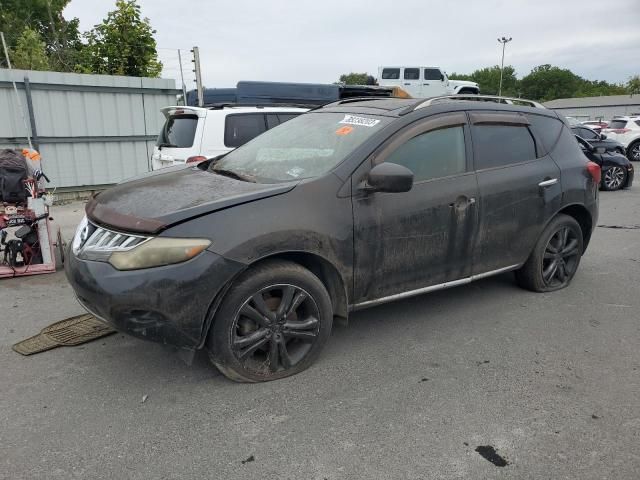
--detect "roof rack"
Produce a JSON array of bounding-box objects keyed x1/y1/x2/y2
[
  {"x1": 414, "y1": 95, "x2": 546, "y2": 110},
  {"x1": 205, "y1": 102, "x2": 316, "y2": 110}
]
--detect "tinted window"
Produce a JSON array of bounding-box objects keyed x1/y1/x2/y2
[
  {"x1": 527, "y1": 114, "x2": 563, "y2": 153},
  {"x1": 266, "y1": 113, "x2": 301, "y2": 130},
  {"x1": 473, "y1": 125, "x2": 537, "y2": 169},
  {"x1": 224, "y1": 114, "x2": 267, "y2": 148},
  {"x1": 381, "y1": 68, "x2": 400, "y2": 79},
  {"x1": 157, "y1": 115, "x2": 198, "y2": 148},
  {"x1": 384, "y1": 127, "x2": 466, "y2": 182},
  {"x1": 278, "y1": 113, "x2": 300, "y2": 124},
  {"x1": 404, "y1": 68, "x2": 420, "y2": 80},
  {"x1": 636, "y1": 120, "x2": 640, "y2": 127},
  {"x1": 424, "y1": 68, "x2": 443, "y2": 80},
  {"x1": 266, "y1": 114, "x2": 280, "y2": 130},
  {"x1": 608, "y1": 120, "x2": 628, "y2": 129},
  {"x1": 579, "y1": 127, "x2": 598, "y2": 140}
]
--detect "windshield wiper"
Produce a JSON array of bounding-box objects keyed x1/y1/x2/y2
[{"x1": 213, "y1": 168, "x2": 257, "y2": 183}]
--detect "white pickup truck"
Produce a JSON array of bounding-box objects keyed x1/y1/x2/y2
[{"x1": 378, "y1": 66, "x2": 479, "y2": 98}]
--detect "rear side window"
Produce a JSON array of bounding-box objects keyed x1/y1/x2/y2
[
  {"x1": 266, "y1": 113, "x2": 301, "y2": 130},
  {"x1": 381, "y1": 68, "x2": 400, "y2": 79},
  {"x1": 404, "y1": 68, "x2": 420, "y2": 80},
  {"x1": 424, "y1": 68, "x2": 443, "y2": 80},
  {"x1": 576, "y1": 127, "x2": 598, "y2": 140},
  {"x1": 224, "y1": 114, "x2": 267, "y2": 148},
  {"x1": 157, "y1": 115, "x2": 198, "y2": 148},
  {"x1": 526, "y1": 114, "x2": 563, "y2": 153},
  {"x1": 608, "y1": 120, "x2": 628, "y2": 129},
  {"x1": 472, "y1": 125, "x2": 537, "y2": 169},
  {"x1": 384, "y1": 126, "x2": 466, "y2": 182}
]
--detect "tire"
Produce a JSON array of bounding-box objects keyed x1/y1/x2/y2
[
  {"x1": 54, "y1": 230, "x2": 66, "y2": 271},
  {"x1": 601, "y1": 166, "x2": 627, "y2": 191},
  {"x1": 207, "y1": 260, "x2": 333, "y2": 382},
  {"x1": 627, "y1": 141, "x2": 640, "y2": 162},
  {"x1": 515, "y1": 214, "x2": 584, "y2": 292}
]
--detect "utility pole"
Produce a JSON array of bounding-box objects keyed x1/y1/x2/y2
[
  {"x1": 497, "y1": 36, "x2": 512, "y2": 98},
  {"x1": 191, "y1": 46, "x2": 204, "y2": 107},
  {"x1": 177, "y1": 49, "x2": 188, "y2": 106},
  {"x1": 1, "y1": 32, "x2": 33, "y2": 149}
]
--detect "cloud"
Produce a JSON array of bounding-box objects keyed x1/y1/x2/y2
[{"x1": 64, "y1": 0, "x2": 640, "y2": 88}]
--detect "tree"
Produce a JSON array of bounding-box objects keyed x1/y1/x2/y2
[
  {"x1": 519, "y1": 64, "x2": 582, "y2": 101},
  {"x1": 339, "y1": 72, "x2": 376, "y2": 85},
  {"x1": 451, "y1": 65, "x2": 518, "y2": 96},
  {"x1": 0, "y1": 0, "x2": 82, "y2": 71},
  {"x1": 11, "y1": 27, "x2": 50, "y2": 71},
  {"x1": 628, "y1": 76, "x2": 640, "y2": 96},
  {"x1": 78, "y1": 0, "x2": 162, "y2": 77}
]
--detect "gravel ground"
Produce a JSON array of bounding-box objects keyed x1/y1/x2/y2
[{"x1": 1, "y1": 186, "x2": 639, "y2": 480}]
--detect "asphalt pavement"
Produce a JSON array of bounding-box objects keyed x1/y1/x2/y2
[{"x1": 1, "y1": 187, "x2": 639, "y2": 480}]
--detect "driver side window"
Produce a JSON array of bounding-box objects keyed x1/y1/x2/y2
[
  {"x1": 384, "y1": 126, "x2": 466, "y2": 182},
  {"x1": 579, "y1": 128, "x2": 598, "y2": 140}
]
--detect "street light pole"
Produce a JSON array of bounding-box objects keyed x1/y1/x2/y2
[{"x1": 497, "y1": 36, "x2": 512, "y2": 97}]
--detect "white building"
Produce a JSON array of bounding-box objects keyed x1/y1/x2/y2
[{"x1": 544, "y1": 95, "x2": 640, "y2": 122}]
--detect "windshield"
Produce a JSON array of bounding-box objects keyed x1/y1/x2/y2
[
  {"x1": 211, "y1": 112, "x2": 391, "y2": 183},
  {"x1": 157, "y1": 115, "x2": 198, "y2": 148}
]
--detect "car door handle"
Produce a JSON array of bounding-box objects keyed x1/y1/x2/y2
[
  {"x1": 423, "y1": 83, "x2": 430, "y2": 85},
  {"x1": 404, "y1": 83, "x2": 411, "y2": 86},
  {"x1": 449, "y1": 197, "x2": 476, "y2": 209},
  {"x1": 538, "y1": 178, "x2": 558, "y2": 187}
]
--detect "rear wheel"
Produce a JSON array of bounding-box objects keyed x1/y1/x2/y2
[
  {"x1": 601, "y1": 166, "x2": 627, "y2": 191},
  {"x1": 516, "y1": 214, "x2": 583, "y2": 292},
  {"x1": 207, "y1": 260, "x2": 333, "y2": 382},
  {"x1": 627, "y1": 141, "x2": 640, "y2": 162}
]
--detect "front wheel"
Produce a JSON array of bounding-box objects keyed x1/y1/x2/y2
[
  {"x1": 601, "y1": 166, "x2": 627, "y2": 191},
  {"x1": 515, "y1": 214, "x2": 584, "y2": 292},
  {"x1": 208, "y1": 260, "x2": 333, "y2": 382}
]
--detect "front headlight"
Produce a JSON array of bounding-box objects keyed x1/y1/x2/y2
[{"x1": 108, "y1": 237, "x2": 211, "y2": 270}]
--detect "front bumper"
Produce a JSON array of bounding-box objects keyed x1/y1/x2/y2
[
  {"x1": 626, "y1": 164, "x2": 634, "y2": 188},
  {"x1": 65, "y1": 249, "x2": 245, "y2": 348}
]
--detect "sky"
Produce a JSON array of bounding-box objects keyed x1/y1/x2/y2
[{"x1": 64, "y1": 0, "x2": 640, "y2": 89}]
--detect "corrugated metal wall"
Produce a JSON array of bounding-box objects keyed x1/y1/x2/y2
[{"x1": 0, "y1": 69, "x2": 180, "y2": 189}]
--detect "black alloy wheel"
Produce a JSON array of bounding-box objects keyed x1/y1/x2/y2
[
  {"x1": 515, "y1": 214, "x2": 584, "y2": 292},
  {"x1": 541, "y1": 226, "x2": 581, "y2": 289},
  {"x1": 628, "y1": 141, "x2": 640, "y2": 162},
  {"x1": 208, "y1": 260, "x2": 333, "y2": 382},
  {"x1": 231, "y1": 284, "x2": 321, "y2": 374},
  {"x1": 601, "y1": 166, "x2": 627, "y2": 191}
]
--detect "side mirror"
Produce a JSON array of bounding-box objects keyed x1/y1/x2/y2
[
  {"x1": 365, "y1": 163, "x2": 414, "y2": 193},
  {"x1": 440, "y1": 74, "x2": 445, "y2": 81},
  {"x1": 595, "y1": 146, "x2": 606, "y2": 154},
  {"x1": 600, "y1": 133, "x2": 607, "y2": 140}
]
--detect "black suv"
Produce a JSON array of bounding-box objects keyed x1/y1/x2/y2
[{"x1": 66, "y1": 96, "x2": 599, "y2": 382}]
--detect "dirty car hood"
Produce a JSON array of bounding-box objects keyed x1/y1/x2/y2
[{"x1": 86, "y1": 167, "x2": 296, "y2": 233}]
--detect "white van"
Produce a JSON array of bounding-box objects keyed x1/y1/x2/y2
[
  {"x1": 377, "y1": 66, "x2": 479, "y2": 98},
  {"x1": 151, "y1": 105, "x2": 308, "y2": 170}
]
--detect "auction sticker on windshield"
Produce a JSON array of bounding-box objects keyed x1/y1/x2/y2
[{"x1": 339, "y1": 115, "x2": 381, "y2": 127}]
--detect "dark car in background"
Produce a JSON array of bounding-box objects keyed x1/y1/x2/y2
[
  {"x1": 581, "y1": 120, "x2": 608, "y2": 134},
  {"x1": 572, "y1": 125, "x2": 626, "y2": 155},
  {"x1": 66, "y1": 95, "x2": 599, "y2": 383},
  {"x1": 575, "y1": 135, "x2": 634, "y2": 191}
]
